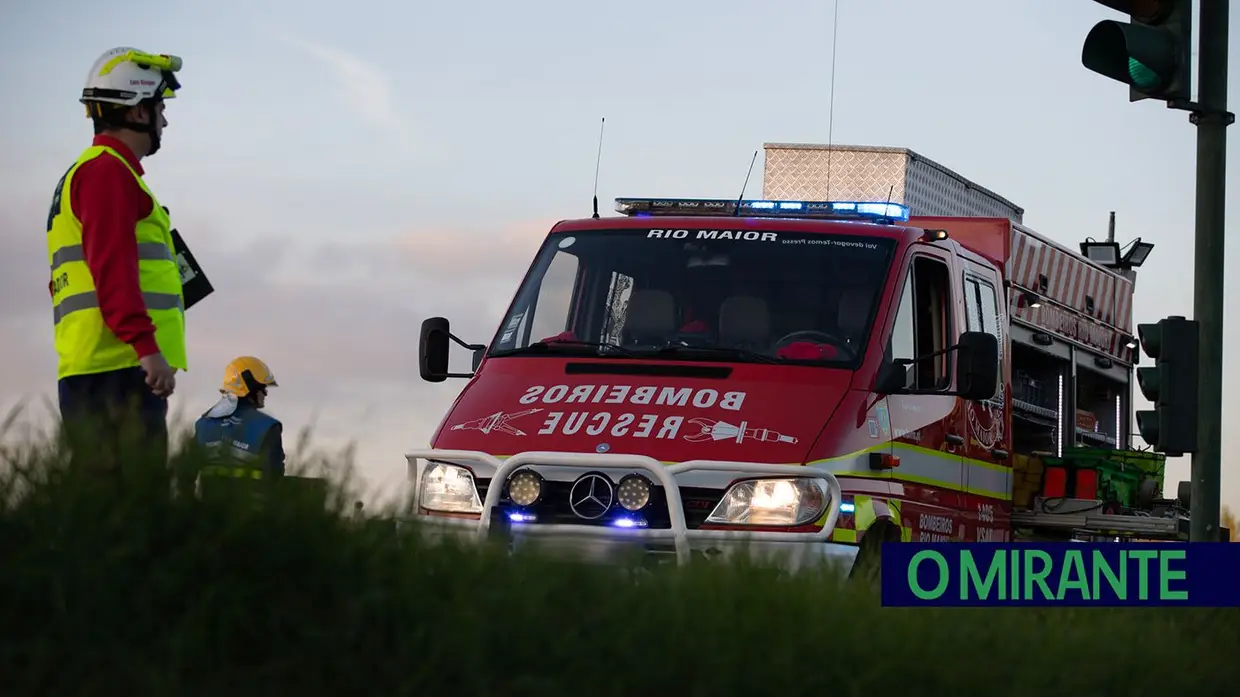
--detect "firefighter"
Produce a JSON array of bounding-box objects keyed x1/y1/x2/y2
[
  {"x1": 193, "y1": 357, "x2": 286, "y2": 490},
  {"x1": 50, "y1": 47, "x2": 186, "y2": 473}
]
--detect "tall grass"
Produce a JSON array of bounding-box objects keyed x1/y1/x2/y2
[{"x1": 0, "y1": 417, "x2": 1235, "y2": 696}]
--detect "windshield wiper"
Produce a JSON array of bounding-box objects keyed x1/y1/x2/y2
[
  {"x1": 645, "y1": 344, "x2": 781, "y2": 364},
  {"x1": 491, "y1": 340, "x2": 641, "y2": 359}
]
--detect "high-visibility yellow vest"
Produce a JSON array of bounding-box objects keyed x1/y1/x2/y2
[{"x1": 46, "y1": 145, "x2": 187, "y2": 380}]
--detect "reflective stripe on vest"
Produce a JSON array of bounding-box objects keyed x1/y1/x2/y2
[
  {"x1": 201, "y1": 463, "x2": 264, "y2": 480},
  {"x1": 47, "y1": 146, "x2": 187, "y2": 379}
]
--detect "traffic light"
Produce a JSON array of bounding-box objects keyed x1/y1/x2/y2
[
  {"x1": 1135, "y1": 316, "x2": 1199, "y2": 456},
  {"x1": 1081, "y1": 0, "x2": 1193, "y2": 103}
]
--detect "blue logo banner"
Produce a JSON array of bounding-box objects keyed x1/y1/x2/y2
[{"x1": 880, "y1": 543, "x2": 1240, "y2": 607}]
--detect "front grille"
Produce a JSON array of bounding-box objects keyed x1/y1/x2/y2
[{"x1": 475, "y1": 475, "x2": 725, "y2": 530}]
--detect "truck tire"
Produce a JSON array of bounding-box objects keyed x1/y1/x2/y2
[{"x1": 848, "y1": 520, "x2": 901, "y2": 587}]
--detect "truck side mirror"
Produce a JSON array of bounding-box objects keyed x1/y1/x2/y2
[
  {"x1": 954, "y1": 331, "x2": 999, "y2": 402},
  {"x1": 419, "y1": 316, "x2": 488, "y2": 382},
  {"x1": 419, "y1": 317, "x2": 452, "y2": 382}
]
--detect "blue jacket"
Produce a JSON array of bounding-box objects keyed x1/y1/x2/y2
[{"x1": 193, "y1": 398, "x2": 285, "y2": 478}]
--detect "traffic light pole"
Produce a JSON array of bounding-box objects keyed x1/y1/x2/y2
[{"x1": 1185, "y1": 0, "x2": 1232, "y2": 541}]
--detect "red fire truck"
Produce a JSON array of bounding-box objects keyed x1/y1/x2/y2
[{"x1": 408, "y1": 197, "x2": 1190, "y2": 575}]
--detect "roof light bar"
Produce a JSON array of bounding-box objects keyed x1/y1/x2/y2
[{"x1": 614, "y1": 197, "x2": 911, "y2": 223}]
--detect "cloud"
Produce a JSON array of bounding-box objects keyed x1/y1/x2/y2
[
  {"x1": 0, "y1": 194, "x2": 554, "y2": 502},
  {"x1": 269, "y1": 30, "x2": 414, "y2": 149}
]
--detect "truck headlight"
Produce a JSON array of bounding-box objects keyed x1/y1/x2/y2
[
  {"x1": 705, "y1": 477, "x2": 829, "y2": 527},
  {"x1": 419, "y1": 461, "x2": 483, "y2": 514}
]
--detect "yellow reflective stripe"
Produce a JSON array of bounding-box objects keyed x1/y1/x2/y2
[
  {"x1": 202, "y1": 465, "x2": 263, "y2": 480},
  {"x1": 53, "y1": 291, "x2": 183, "y2": 324},
  {"x1": 831, "y1": 528, "x2": 857, "y2": 543},
  {"x1": 807, "y1": 444, "x2": 1013, "y2": 501},
  {"x1": 853, "y1": 495, "x2": 875, "y2": 532},
  {"x1": 964, "y1": 457, "x2": 1013, "y2": 499},
  {"x1": 97, "y1": 53, "x2": 129, "y2": 76},
  {"x1": 889, "y1": 444, "x2": 1009, "y2": 499},
  {"x1": 50, "y1": 242, "x2": 173, "y2": 269}
]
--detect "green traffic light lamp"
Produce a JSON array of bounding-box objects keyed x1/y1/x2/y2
[{"x1": 1081, "y1": 0, "x2": 1191, "y2": 103}]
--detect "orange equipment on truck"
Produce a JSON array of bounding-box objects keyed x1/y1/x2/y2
[{"x1": 406, "y1": 191, "x2": 1190, "y2": 575}]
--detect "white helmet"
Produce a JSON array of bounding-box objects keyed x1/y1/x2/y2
[
  {"x1": 80, "y1": 47, "x2": 182, "y2": 155},
  {"x1": 81, "y1": 47, "x2": 181, "y2": 108}
]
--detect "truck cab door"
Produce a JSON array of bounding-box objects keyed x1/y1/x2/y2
[
  {"x1": 884, "y1": 249, "x2": 967, "y2": 541},
  {"x1": 960, "y1": 265, "x2": 1012, "y2": 542}
]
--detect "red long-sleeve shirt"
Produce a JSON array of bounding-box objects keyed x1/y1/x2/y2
[{"x1": 59, "y1": 135, "x2": 161, "y2": 359}]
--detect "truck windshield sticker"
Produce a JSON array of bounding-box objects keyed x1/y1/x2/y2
[
  {"x1": 647, "y1": 229, "x2": 778, "y2": 242},
  {"x1": 781, "y1": 238, "x2": 882, "y2": 250},
  {"x1": 500, "y1": 313, "x2": 524, "y2": 344},
  {"x1": 645, "y1": 229, "x2": 885, "y2": 250},
  {"x1": 519, "y1": 384, "x2": 746, "y2": 410}
]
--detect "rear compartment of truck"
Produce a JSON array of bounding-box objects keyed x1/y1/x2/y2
[{"x1": 918, "y1": 216, "x2": 1187, "y2": 541}]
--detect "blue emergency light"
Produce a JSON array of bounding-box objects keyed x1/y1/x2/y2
[{"x1": 614, "y1": 197, "x2": 911, "y2": 223}]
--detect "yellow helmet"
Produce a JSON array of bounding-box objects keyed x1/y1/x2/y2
[{"x1": 220, "y1": 356, "x2": 278, "y2": 397}]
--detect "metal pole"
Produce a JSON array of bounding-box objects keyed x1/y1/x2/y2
[
  {"x1": 1107, "y1": 211, "x2": 1115, "y2": 243},
  {"x1": 1190, "y1": 0, "x2": 1231, "y2": 542}
]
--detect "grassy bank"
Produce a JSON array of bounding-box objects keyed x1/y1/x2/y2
[{"x1": 0, "y1": 429, "x2": 1235, "y2": 697}]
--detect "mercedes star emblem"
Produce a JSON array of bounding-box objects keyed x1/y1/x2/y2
[{"x1": 568, "y1": 473, "x2": 614, "y2": 520}]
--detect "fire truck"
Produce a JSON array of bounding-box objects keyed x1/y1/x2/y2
[{"x1": 406, "y1": 150, "x2": 1192, "y2": 574}]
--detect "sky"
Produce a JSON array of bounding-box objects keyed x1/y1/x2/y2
[{"x1": 1, "y1": 0, "x2": 1237, "y2": 511}]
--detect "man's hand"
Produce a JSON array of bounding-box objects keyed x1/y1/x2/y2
[{"x1": 140, "y1": 352, "x2": 176, "y2": 397}]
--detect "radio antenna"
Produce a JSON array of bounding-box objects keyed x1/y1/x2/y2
[
  {"x1": 591, "y1": 117, "x2": 606, "y2": 219},
  {"x1": 824, "y1": 0, "x2": 841, "y2": 199},
  {"x1": 733, "y1": 150, "x2": 759, "y2": 217},
  {"x1": 882, "y1": 184, "x2": 896, "y2": 223}
]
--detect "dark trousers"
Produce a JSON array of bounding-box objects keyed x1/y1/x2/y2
[{"x1": 57, "y1": 367, "x2": 169, "y2": 482}]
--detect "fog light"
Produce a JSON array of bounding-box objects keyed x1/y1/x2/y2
[
  {"x1": 508, "y1": 470, "x2": 542, "y2": 506},
  {"x1": 617, "y1": 474, "x2": 652, "y2": 511}
]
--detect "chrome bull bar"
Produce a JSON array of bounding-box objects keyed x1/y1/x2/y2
[{"x1": 404, "y1": 449, "x2": 845, "y2": 566}]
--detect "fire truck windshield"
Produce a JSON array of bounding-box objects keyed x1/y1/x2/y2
[{"x1": 488, "y1": 228, "x2": 898, "y2": 366}]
